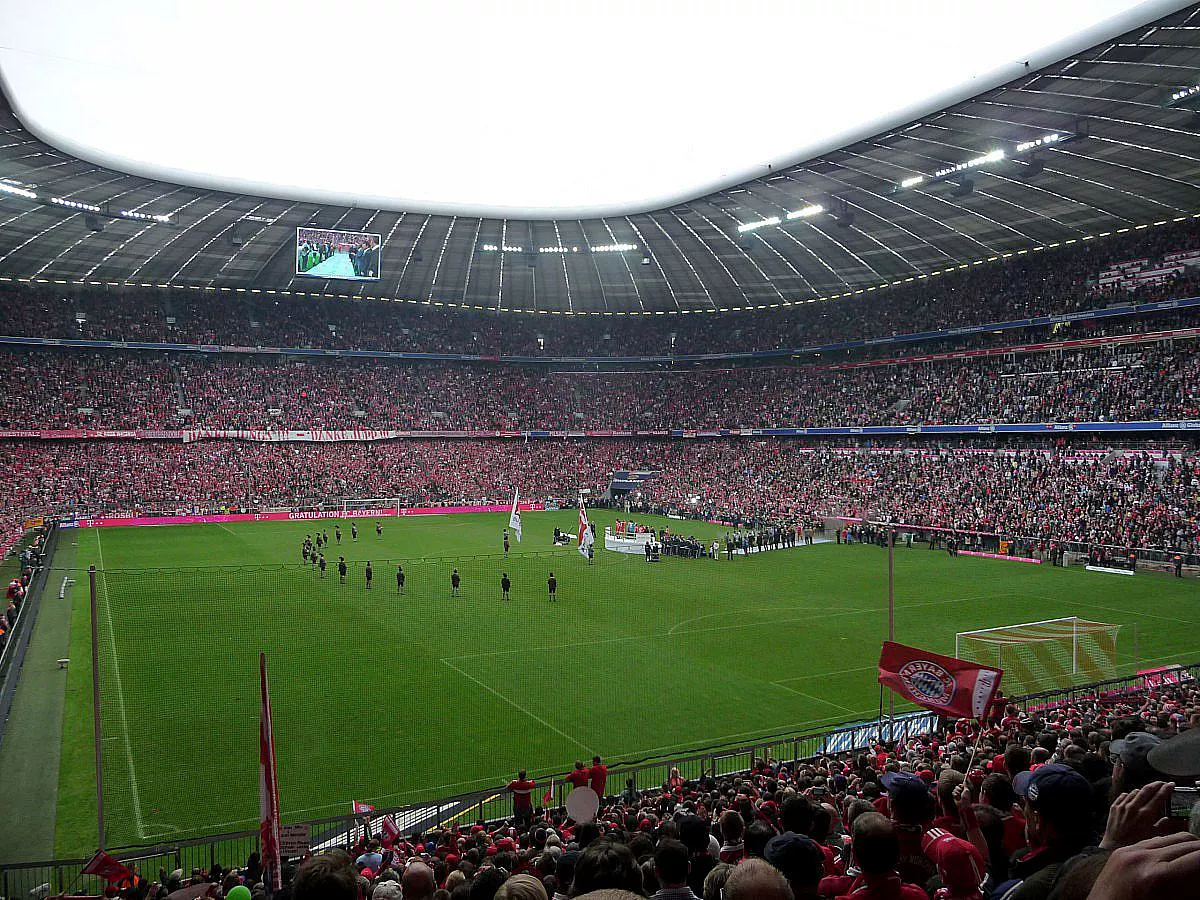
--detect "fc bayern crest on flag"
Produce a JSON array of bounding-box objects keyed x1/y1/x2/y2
[{"x1": 898, "y1": 659, "x2": 958, "y2": 706}]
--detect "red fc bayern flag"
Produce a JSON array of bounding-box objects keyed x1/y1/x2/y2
[
  {"x1": 259, "y1": 653, "x2": 283, "y2": 891},
  {"x1": 878, "y1": 641, "x2": 1003, "y2": 720},
  {"x1": 80, "y1": 850, "x2": 132, "y2": 883},
  {"x1": 352, "y1": 800, "x2": 376, "y2": 815},
  {"x1": 380, "y1": 814, "x2": 401, "y2": 849}
]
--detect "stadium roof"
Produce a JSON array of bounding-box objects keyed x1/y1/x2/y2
[
  {"x1": 0, "y1": 0, "x2": 1173, "y2": 218},
  {"x1": 0, "y1": 1, "x2": 1198, "y2": 314}
]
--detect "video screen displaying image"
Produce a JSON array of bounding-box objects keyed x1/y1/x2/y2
[{"x1": 296, "y1": 227, "x2": 382, "y2": 281}]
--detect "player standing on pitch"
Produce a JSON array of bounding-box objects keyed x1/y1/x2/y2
[
  {"x1": 335, "y1": 525, "x2": 342, "y2": 545},
  {"x1": 352, "y1": 523, "x2": 359, "y2": 542},
  {"x1": 501, "y1": 572, "x2": 511, "y2": 601},
  {"x1": 548, "y1": 571, "x2": 557, "y2": 601},
  {"x1": 376, "y1": 521, "x2": 383, "y2": 539},
  {"x1": 396, "y1": 564, "x2": 405, "y2": 594},
  {"x1": 338, "y1": 556, "x2": 347, "y2": 584},
  {"x1": 503, "y1": 530, "x2": 510, "y2": 557},
  {"x1": 451, "y1": 568, "x2": 461, "y2": 597},
  {"x1": 319, "y1": 553, "x2": 327, "y2": 578},
  {"x1": 365, "y1": 561, "x2": 373, "y2": 589}
]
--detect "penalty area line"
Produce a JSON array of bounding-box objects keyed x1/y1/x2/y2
[{"x1": 439, "y1": 658, "x2": 593, "y2": 755}]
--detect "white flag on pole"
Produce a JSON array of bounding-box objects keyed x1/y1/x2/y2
[
  {"x1": 578, "y1": 497, "x2": 594, "y2": 557},
  {"x1": 509, "y1": 488, "x2": 523, "y2": 542}
]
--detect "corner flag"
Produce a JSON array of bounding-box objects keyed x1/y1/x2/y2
[
  {"x1": 578, "y1": 497, "x2": 594, "y2": 557},
  {"x1": 509, "y1": 489, "x2": 523, "y2": 542}
]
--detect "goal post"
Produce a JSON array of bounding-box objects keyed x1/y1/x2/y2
[
  {"x1": 955, "y1": 617, "x2": 1122, "y2": 694},
  {"x1": 340, "y1": 498, "x2": 401, "y2": 517}
]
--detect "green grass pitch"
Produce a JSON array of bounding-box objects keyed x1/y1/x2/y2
[{"x1": 47, "y1": 509, "x2": 1199, "y2": 854}]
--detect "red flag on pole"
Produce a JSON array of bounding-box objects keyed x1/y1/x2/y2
[
  {"x1": 352, "y1": 801, "x2": 376, "y2": 815},
  {"x1": 259, "y1": 653, "x2": 283, "y2": 891},
  {"x1": 80, "y1": 850, "x2": 132, "y2": 883},
  {"x1": 542, "y1": 778, "x2": 554, "y2": 806},
  {"x1": 380, "y1": 814, "x2": 401, "y2": 849},
  {"x1": 877, "y1": 641, "x2": 1003, "y2": 720}
]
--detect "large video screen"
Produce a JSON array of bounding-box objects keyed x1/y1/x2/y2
[{"x1": 296, "y1": 227, "x2": 382, "y2": 281}]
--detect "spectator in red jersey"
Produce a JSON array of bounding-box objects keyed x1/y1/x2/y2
[
  {"x1": 589, "y1": 755, "x2": 608, "y2": 798},
  {"x1": 879, "y1": 772, "x2": 937, "y2": 887},
  {"x1": 566, "y1": 761, "x2": 590, "y2": 792},
  {"x1": 824, "y1": 812, "x2": 927, "y2": 900},
  {"x1": 506, "y1": 770, "x2": 536, "y2": 827}
]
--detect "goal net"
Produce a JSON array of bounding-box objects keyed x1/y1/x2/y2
[
  {"x1": 955, "y1": 617, "x2": 1121, "y2": 695},
  {"x1": 340, "y1": 498, "x2": 401, "y2": 517}
]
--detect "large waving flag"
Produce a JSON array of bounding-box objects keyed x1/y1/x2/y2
[
  {"x1": 509, "y1": 488, "x2": 523, "y2": 542},
  {"x1": 878, "y1": 641, "x2": 1003, "y2": 720},
  {"x1": 259, "y1": 653, "x2": 283, "y2": 890},
  {"x1": 352, "y1": 800, "x2": 376, "y2": 815},
  {"x1": 578, "y1": 497, "x2": 594, "y2": 557},
  {"x1": 80, "y1": 850, "x2": 132, "y2": 883}
]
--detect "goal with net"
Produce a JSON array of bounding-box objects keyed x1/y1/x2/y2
[
  {"x1": 955, "y1": 617, "x2": 1123, "y2": 694},
  {"x1": 340, "y1": 498, "x2": 401, "y2": 517}
]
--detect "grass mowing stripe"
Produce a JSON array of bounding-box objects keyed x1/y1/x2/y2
[{"x1": 95, "y1": 529, "x2": 147, "y2": 840}]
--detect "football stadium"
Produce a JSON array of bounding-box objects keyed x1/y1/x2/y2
[{"x1": 1, "y1": 2, "x2": 1200, "y2": 898}]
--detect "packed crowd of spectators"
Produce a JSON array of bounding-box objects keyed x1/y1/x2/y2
[
  {"x1": 4, "y1": 336, "x2": 1199, "y2": 431},
  {"x1": 98, "y1": 676, "x2": 1200, "y2": 900},
  {"x1": 3, "y1": 220, "x2": 1197, "y2": 357},
  {"x1": 2, "y1": 441, "x2": 1197, "y2": 556}
]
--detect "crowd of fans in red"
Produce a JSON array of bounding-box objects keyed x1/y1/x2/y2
[
  {"x1": 1, "y1": 442, "x2": 1197, "y2": 560},
  {"x1": 2, "y1": 337, "x2": 1199, "y2": 432},
  {"x1": 99, "y1": 676, "x2": 1200, "y2": 900},
  {"x1": 3, "y1": 221, "x2": 1197, "y2": 358}
]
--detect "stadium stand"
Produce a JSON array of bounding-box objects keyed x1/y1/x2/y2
[
  {"x1": 2, "y1": 219, "x2": 1197, "y2": 357},
  {"x1": 47, "y1": 674, "x2": 1200, "y2": 900}
]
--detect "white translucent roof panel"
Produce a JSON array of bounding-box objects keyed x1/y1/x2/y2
[{"x1": 0, "y1": 0, "x2": 1187, "y2": 218}]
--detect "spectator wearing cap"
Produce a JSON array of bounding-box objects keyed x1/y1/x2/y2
[
  {"x1": 824, "y1": 812, "x2": 927, "y2": 900},
  {"x1": 1108, "y1": 731, "x2": 1165, "y2": 797},
  {"x1": 922, "y1": 829, "x2": 986, "y2": 900},
  {"x1": 880, "y1": 772, "x2": 937, "y2": 887},
  {"x1": 722, "y1": 857, "x2": 794, "y2": 900},
  {"x1": 997, "y1": 764, "x2": 1096, "y2": 900},
  {"x1": 763, "y1": 831, "x2": 824, "y2": 899},
  {"x1": 649, "y1": 839, "x2": 700, "y2": 900}
]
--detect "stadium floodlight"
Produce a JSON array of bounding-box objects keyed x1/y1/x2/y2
[
  {"x1": 737, "y1": 216, "x2": 782, "y2": 233},
  {"x1": 50, "y1": 197, "x2": 102, "y2": 212},
  {"x1": 120, "y1": 209, "x2": 171, "y2": 223},
  {"x1": 1168, "y1": 84, "x2": 1200, "y2": 109},
  {"x1": 591, "y1": 243, "x2": 637, "y2": 252},
  {"x1": 900, "y1": 176, "x2": 924, "y2": 189},
  {"x1": 1014, "y1": 132, "x2": 1065, "y2": 154},
  {"x1": 785, "y1": 204, "x2": 824, "y2": 220},
  {"x1": 932, "y1": 149, "x2": 1004, "y2": 180},
  {"x1": 0, "y1": 181, "x2": 38, "y2": 200},
  {"x1": 481, "y1": 244, "x2": 524, "y2": 252}
]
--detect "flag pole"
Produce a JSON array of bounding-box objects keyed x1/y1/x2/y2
[{"x1": 887, "y1": 527, "x2": 895, "y2": 733}]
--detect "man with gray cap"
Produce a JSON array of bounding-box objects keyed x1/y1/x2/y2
[{"x1": 1108, "y1": 731, "x2": 1165, "y2": 797}]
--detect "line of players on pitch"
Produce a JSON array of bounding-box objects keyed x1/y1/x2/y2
[{"x1": 299, "y1": 523, "x2": 561, "y2": 600}]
